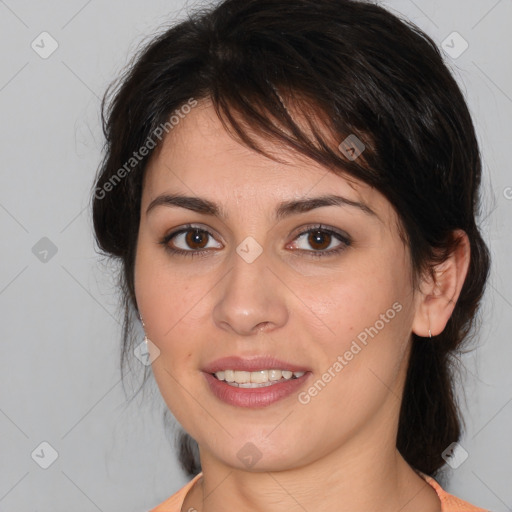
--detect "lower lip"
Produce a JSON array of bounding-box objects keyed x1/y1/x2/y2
[{"x1": 203, "y1": 372, "x2": 311, "y2": 408}]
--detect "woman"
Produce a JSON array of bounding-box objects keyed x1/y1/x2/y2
[{"x1": 92, "y1": 0, "x2": 491, "y2": 510}]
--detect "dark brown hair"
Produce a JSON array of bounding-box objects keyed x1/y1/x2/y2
[{"x1": 91, "y1": 0, "x2": 490, "y2": 477}]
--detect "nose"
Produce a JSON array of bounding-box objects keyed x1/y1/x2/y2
[{"x1": 212, "y1": 249, "x2": 289, "y2": 336}]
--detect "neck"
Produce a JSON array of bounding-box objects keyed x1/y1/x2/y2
[{"x1": 182, "y1": 425, "x2": 440, "y2": 512}]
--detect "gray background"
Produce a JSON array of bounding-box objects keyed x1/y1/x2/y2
[{"x1": 0, "y1": 0, "x2": 511, "y2": 511}]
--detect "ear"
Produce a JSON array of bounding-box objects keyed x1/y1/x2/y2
[{"x1": 412, "y1": 230, "x2": 471, "y2": 338}]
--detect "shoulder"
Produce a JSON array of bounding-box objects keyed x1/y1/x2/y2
[
  {"x1": 147, "y1": 472, "x2": 203, "y2": 512},
  {"x1": 420, "y1": 473, "x2": 489, "y2": 512}
]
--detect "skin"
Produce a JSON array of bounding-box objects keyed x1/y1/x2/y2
[{"x1": 134, "y1": 99, "x2": 470, "y2": 512}]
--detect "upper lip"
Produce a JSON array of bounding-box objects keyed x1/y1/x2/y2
[{"x1": 202, "y1": 356, "x2": 311, "y2": 374}]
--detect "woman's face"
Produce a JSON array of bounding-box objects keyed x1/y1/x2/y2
[{"x1": 134, "y1": 100, "x2": 422, "y2": 472}]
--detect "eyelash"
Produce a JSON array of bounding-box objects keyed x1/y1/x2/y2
[{"x1": 158, "y1": 223, "x2": 352, "y2": 259}]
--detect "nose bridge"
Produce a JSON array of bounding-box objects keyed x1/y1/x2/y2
[{"x1": 212, "y1": 242, "x2": 288, "y2": 335}]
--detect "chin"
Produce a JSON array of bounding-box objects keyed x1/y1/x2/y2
[{"x1": 214, "y1": 434, "x2": 309, "y2": 472}]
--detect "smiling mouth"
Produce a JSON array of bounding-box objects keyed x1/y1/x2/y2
[{"x1": 211, "y1": 369, "x2": 306, "y2": 388}]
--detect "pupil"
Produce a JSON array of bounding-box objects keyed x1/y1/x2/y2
[
  {"x1": 309, "y1": 230, "x2": 330, "y2": 250},
  {"x1": 186, "y1": 229, "x2": 207, "y2": 248}
]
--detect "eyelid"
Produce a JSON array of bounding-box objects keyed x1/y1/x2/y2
[
  {"x1": 287, "y1": 223, "x2": 352, "y2": 255},
  {"x1": 161, "y1": 223, "x2": 223, "y2": 249},
  {"x1": 291, "y1": 223, "x2": 351, "y2": 243},
  {"x1": 160, "y1": 223, "x2": 351, "y2": 257}
]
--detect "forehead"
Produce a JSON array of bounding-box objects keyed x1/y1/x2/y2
[{"x1": 142, "y1": 100, "x2": 394, "y2": 224}]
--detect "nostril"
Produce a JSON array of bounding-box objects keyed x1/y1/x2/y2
[{"x1": 255, "y1": 322, "x2": 270, "y2": 332}]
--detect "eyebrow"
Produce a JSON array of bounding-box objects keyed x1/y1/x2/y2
[{"x1": 145, "y1": 193, "x2": 378, "y2": 220}]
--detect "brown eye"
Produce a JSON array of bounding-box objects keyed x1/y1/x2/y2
[
  {"x1": 307, "y1": 230, "x2": 332, "y2": 251},
  {"x1": 288, "y1": 225, "x2": 351, "y2": 257},
  {"x1": 160, "y1": 225, "x2": 223, "y2": 256},
  {"x1": 185, "y1": 229, "x2": 209, "y2": 249}
]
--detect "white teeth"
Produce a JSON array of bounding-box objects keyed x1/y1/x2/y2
[
  {"x1": 268, "y1": 369, "x2": 282, "y2": 381},
  {"x1": 234, "y1": 370, "x2": 251, "y2": 383},
  {"x1": 213, "y1": 369, "x2": 305, "y2": 387},
  {"x1": 251, "y1": 370, "x2": 268, "y2": 383}
]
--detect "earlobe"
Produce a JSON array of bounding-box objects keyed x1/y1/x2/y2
[{"x1": 412, "y1": 230, "x2": 471, "y2": 338}]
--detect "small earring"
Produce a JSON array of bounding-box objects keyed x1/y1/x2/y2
[
  {"x1": 428, "y1": 329, "x2": 432, "y2": 339},
  {"x1": 139, "y1": 314, "x2": 149, "y2": 343}
]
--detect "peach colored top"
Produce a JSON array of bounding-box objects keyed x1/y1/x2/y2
[{"x1": 148, "y1": 471, "x2": 488, "y2": 512}]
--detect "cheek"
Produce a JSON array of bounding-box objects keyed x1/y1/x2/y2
[
  {"x1": 134, "y1": 238, "x2": 214, "y2": 418},
  {"x1": 292, "y1": 279, "x2": 412, "y2": 445},
  {"x1": 134, "y1": 237, "x2": 198, "y2": 339},
  {"x1": 298, "y1": 252, "x2": 414, "y2": 387},
  {"x1": 304, "y1": 264, "x2": 405, "y2": 336}
]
